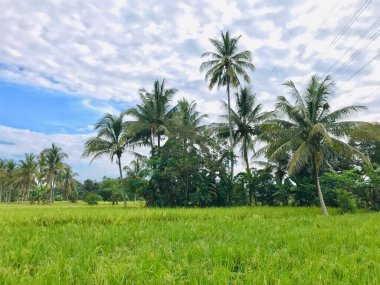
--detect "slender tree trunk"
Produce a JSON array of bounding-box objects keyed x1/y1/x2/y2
[
  {"x1": 150, "y1": 127, "x2": 155, "y2": 156},
  {"x1": 186, "y1": 174, "x2": 189, "y2": 204},
  {"x1": 9, "y1": 182, "x2": 13, "y2": 203},
  {"x1": 226, "y1": 81, "x2": 234, "y2": 180},
  {"x1": 312, "y1": 157, "x2": 328, "y2": 216},
  {"x1": 243, "y1": 140, "x2": 253, "y2": 206},
  {"x1": 50, "y1": 177, "x2": 54, "y2": 204},
  {"x1": 243, "y1": 139, "x2": 250, "y2": 175},
  {"x1": 118, "y1": 156, "x2": 126, "y2": 207}
]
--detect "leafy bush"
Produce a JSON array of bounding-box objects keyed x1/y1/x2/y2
[
  {"x1": 30, "y1": 185, "x2": 48, "y2": 204},
  {"x1": 84, "y1": 193, "x2": 102, "y2": 205},
  {"x1": 336, "y1": 189, "x2": 357, "y2": 213},
  {"x1": 55, "y1": 194, "x2": 64, "y2": 201}
]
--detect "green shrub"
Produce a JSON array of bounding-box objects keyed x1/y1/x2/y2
[
  {"x1": 336, "y1": 189, "x2": 357, "y2": 213},
  {"x1": 84, "y1": 193, "x2": 102, "y2": 205},
  {"x1": 54, "y1": 194, "x2": 64, "y2": 201}
]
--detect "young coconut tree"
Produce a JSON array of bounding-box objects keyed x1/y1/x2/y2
[
  {"x1": 126, "y1": 80, "x2": 177, "y2": 155},
  {"x1": 221, "y1": 87, "x2": 274, "y2": 175},
  {"x1": 41, "y1": 144, "x2": 68, "y2": 203},
  {"x1": 264, "y1": 75, "x2": 380, "y2": 216},
  {"x1": 83, "y1": 113, "x2": 129, "y2": 206}
]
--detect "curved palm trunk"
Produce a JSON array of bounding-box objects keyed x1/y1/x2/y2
[
  {"x1": 312, "y1": 157, "x2": 328, "y2": 216},
  {"x1": 226, "y1": 82, "x2": 234, "y2": 180},
  {"x1": 118, "y1": 156, "x2": 126, "y2": 207}
]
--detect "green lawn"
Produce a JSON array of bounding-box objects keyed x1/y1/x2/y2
[{"x1": 0, "y1": 203, "x2": 379, "y2": 284}]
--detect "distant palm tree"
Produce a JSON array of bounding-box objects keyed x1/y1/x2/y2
[
  {"x1": 124, "y1": 158, "x2": 148, "y2": 180},
  {"x1": 200, "y1": 31, "x2": 255, "y2": 178},
  {"x1": 172, "y1": 98, "x2": 208, "y2": 144},
  {"x1": 264, "y1": 75, "x2": 380, "y2": 216},
  {"x1": 222, "y1": 87, "x2": 274, "y2": 175},
  {"x1": 59, "y1": 164, "x2": 78, "y2": 200},
  {"x1": 82, "y1": 113, "x2": 129, "y2": 206},
  {"x1": 18, "y1": 153, "x2": 38, "y2": 201},
  {"x1": 41, "y1": 144, "x2": 68, "y2": 203},
  {"x1": 5, "y1": 160, "x2": 17, "y2": 202},
  {"x1": 0, "y1": 160, "x2": 17, "y2": 202},
  {"x1": 126, "y1": 80, "x2": 177, "y2": 154}
]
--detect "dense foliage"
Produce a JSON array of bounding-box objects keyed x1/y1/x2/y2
[{"x1": 0, "y1": 144, "x2": 76, "y2": 203}]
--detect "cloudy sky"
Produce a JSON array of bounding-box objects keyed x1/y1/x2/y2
[{"x1": 0, "y1": 0, "x2": 379, "y2": 181}]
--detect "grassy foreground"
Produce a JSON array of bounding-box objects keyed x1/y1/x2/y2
[{"x1": 0, "y1": 203, "x2": 379, "y2": 284}]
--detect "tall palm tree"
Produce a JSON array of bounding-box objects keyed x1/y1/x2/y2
[
  {"x1": 126, "y1": 80, "x2": 177, "y2": 154},
  {"x1": 222, "y1": 87, "x2": 274, "y2": 175},
  {"x1": 200, "y1": 31, "x2": 255, "y2": 178},
  {"x1": 82, "y1": 113, "x2": 129, "y2": 206},
  {"x1": 18, "y1": 153, "x2": 38, "y2": 201},
  {"x1": 41, "y1": 144, "x2": 68, "y2": 203},
  {"x1": 264, "y1": 75, "x2": 380, "y2": 216}
]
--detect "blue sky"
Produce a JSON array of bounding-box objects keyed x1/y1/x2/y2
[
  {"x1": 0, "y1": 0, "x2": 379, "y2": 180},
  {"x1": 0, "y1": 81, "x2": 97, "y2": 134}
]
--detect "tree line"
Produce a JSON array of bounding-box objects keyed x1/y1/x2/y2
[
  {"x1": 1, "y1": 31, "x2": 380, "y2": 215},
  {"x1": 0, "y1": 144, "x2": 75, "y2": 203},
  {"x1": 82, "y1": 31, "x2": 380, "y2": 215}
]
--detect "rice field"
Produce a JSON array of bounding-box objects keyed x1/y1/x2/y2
[{"x1": 0, "y1": 203, "x2": 379, "y2": 284}]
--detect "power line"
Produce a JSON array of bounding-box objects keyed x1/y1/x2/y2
[
  {"x1": 323, "y1": 16, "x2": 380, "y2": 77},
  {"x1": 305, "y1": 0, "x2": 373, "y2": 77},
  {"x1": 346, "y1": 52, "x2": 379, "y2": 82},
  {"x1": 337, "y1": 51, "x2": 379, "y2": 91},
  {"x1": 278, "y1": 0, "x2": 340, "y2": 83},
  {"x1": 331, "y1": 28, "x2": 380, "y2": 77}
]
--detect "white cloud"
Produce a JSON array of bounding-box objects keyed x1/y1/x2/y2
[{"x1": 0, "y1": 125, "x2": 148, "y2": 181}]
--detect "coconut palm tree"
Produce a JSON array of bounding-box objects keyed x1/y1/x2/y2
[
  {"x1": 264, "y1": 75, "x2": 380, "y2": 216},
  {"x1": 58, "y1": 164, "x2": 78, "y2": 200},
  {"x1": 126, "y1": 80, "x2": 177, "y2": 154},
  {"x1": 124, "y1": 158, "x2": 148, "y2": 180},
  {"x1": 172, "y1": 98, "x2": 208, "y2": 144},
  {"x1": 41, "y1": 144, "x2": 68, "y2": 203},
  {"x1": 82, "y1": 113, "x2": 129, "y2": 206},
  {"x1": 3, "y1": 160, "x2": 17, "y2": 202},
  {"x1": 200, "y1": 31, "x2": 255, "y2": 178},
  {"x1": 17, "y1": 153, "x2": 38, "y2": 201},
  {"x1": 222, "y1": 87, "x2": 274, "y2": 175}
]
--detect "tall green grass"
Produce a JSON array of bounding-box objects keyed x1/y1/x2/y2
[{"x1": 0, "y1": 203, "x2": 378, "y2": 284}]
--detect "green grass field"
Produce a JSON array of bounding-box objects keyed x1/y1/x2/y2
[{"x1": 0, "y1": 203, "x2": 379, "y2": 284}]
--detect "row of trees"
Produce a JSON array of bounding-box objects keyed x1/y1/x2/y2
[
  {"x1": 3, "y1": 31, "x2": 379, "y2": 214},
  {"x1": 83, "y1": 31, "x2": 380, "y2": 215},
  {"x1": 0, "y1": 144, "x2": 76, "y2": 203}
]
